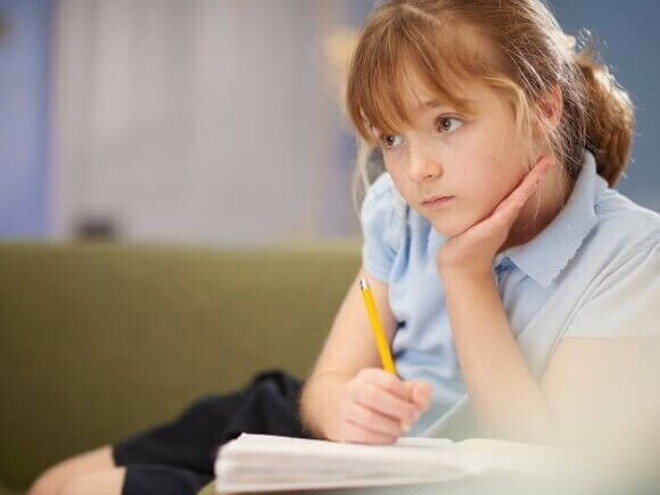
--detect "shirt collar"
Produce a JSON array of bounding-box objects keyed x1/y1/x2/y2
[{"x1": 495, "y1": 151, "x2": 608, "y2": 288}]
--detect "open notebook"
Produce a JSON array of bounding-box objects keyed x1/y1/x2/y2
[{"x1": 214, "y1": 434, "x2": 605, "y2": 493}]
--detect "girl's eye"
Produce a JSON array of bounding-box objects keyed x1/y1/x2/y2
[
  {"x1": 436, "y1": 116, "x2": 463, "y2": 134},
  {"x1": 380, "y1": 134, "x2": 404, "y2": 149}
]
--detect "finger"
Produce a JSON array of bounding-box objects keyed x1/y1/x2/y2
[
  {"x1": 348, "y1": 379, "x2": 419, "y2": 425},
  {"x1": 360, "y1": 368, "x2": 411, "y2": 400},
  {"x1": 340, "y1": 401, "x2": 407, "y2": 439},
  {"x1": 400, "y1": 381, "x2": 431, "y2": 425},
  {"x1": 409, "y1": 381, "x2": 433, "y2": 411},
  {"x1": 493, "y1": 155, "x2": 554, "y2": 218},
  {"x1": 357, "y1": 383, "x2": 419, "y2": 423},
  {"x1": 339, "y1": 420, "x2": 398, "y2": 445}
]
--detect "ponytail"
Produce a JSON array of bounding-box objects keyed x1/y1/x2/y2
[{"x1": 574, "y1": 41, "x2": 635, "y2": 186}]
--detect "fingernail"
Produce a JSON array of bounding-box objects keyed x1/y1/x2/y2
[{"x1": 401, "y1": 421, "x2": 410, "y2": 433}]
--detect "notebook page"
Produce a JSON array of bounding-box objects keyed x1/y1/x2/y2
[{"x1": 215, "y1": 434, "x2": 471, "y2": 492}]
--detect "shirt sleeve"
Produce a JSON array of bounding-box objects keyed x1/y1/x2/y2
[
  {"x1": 360, "y1": 173, "x2": 404, "y2": 283},
  {"x1": 564, "y1": 240, "x2": 660, "y2": 338}
]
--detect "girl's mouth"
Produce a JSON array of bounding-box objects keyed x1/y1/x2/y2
[{"x1": 422, "y1": 195, "x2": 455, "y2": 210}]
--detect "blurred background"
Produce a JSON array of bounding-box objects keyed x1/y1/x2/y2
[{"x1": 1, "y1": 0, "x2": 658, "y2": 244}]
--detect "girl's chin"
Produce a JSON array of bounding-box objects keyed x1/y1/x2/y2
[
  {"x1": 430, "y1": 220, "x2": 473, "y2": 238},
  {"x1": 427, "y1": 208, "x2": 489, "y2": 238}
]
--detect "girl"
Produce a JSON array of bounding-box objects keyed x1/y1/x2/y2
[
  {"x1": 301, "y1": 0, "x2": 660, "y2": 448},
  {"x1": 30, "y1": 1, "x2": 659, "y2": 495}
]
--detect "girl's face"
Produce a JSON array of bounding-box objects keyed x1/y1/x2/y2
[{"x1": 375, "y1": 78, "x2": 533, "y2": 238}]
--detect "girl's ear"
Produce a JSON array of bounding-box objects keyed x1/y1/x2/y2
[{"x1": 533, "y1": 84, "x2": 563, "y2": 137}]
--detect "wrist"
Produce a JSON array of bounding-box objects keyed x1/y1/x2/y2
[
  {"x1": 438, "y1": 265, "x2": 495, "y2": 287},
  {"x1": 299, "y1": 372, "x2": 349, "y2": 440}
]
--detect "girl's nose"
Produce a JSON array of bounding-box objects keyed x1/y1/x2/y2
[{"x1": 407, "y1": 143, "x2": 442, "y2": 182}]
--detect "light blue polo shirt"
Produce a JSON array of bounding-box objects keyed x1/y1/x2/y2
[{"x1": 361, "y1": 151, "x2": 660, "y2": 436}]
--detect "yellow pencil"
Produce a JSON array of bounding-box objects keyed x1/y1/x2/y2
[{"x1": 358, "y1": 277, "x2": 397, "y2": 375}]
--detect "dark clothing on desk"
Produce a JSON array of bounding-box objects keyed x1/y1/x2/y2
[{"x1": 113, "y1": 371, "x2": 307, "y2": 495}]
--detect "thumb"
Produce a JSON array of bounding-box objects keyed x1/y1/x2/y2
[
  {"x1": 412, "y1": 382, "x2": 432, "y2": 410},
  {"x1": 403, "y1": 381, "x2": 432, "y2": 410}
]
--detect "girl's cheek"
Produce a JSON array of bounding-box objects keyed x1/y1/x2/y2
[{"x1": 383, "y1": 153, "x2": 406, "y2": 176}]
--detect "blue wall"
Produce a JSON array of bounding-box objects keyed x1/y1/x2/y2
[{"x1": 0, "y1": 0, "x2": 51, "y2": 236}]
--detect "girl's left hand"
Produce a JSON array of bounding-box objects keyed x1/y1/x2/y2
[{"x1": 436, "y1": 156, "x2": 554, "y2": 279}]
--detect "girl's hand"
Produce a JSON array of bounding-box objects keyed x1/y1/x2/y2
[
  {"x1": 331, "y1": 368, "x2": 432, "y2": 444},
  {"x1": 436, "y1": 156, "x2": 554, "y2": 279}
]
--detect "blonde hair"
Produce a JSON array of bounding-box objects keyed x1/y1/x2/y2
[{"x1": 346, "y1": 0, "x2": 635, "y2": 205}]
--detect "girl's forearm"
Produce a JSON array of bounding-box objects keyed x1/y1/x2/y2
[{"x1": 442, "y1": 270, "x2": 558, "y2": 442}]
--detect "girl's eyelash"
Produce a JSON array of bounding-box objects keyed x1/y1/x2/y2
[
  {"x1": 379, "y1": 134, "x2": 402, "y2": 149},
  {"x1": 435, "y1": 116, "x2": 463, "y2": 133}
]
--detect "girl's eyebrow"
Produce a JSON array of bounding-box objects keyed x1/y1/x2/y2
[
  {"x1": 415, "y1": 98, "x2": 478, "y2": 115},
  {"x1": 416, "y1": 99, "x2": 467, "y2": 111},
  {"x1": 423, "y1": 100, "x2": 446, "y2": 108}
]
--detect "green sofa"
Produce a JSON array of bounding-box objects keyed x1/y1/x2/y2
[{"x1": 0, "y1": 242, "x2": 360, "y2": 495}]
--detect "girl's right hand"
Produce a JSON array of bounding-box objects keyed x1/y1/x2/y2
[{"x1": 331, "y1": 368, "x2": 432, "y2": 444}]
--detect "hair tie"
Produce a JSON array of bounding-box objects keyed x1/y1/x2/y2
[{"x1": 585, "y1": 139, "x2": 597, "y2": 154}]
